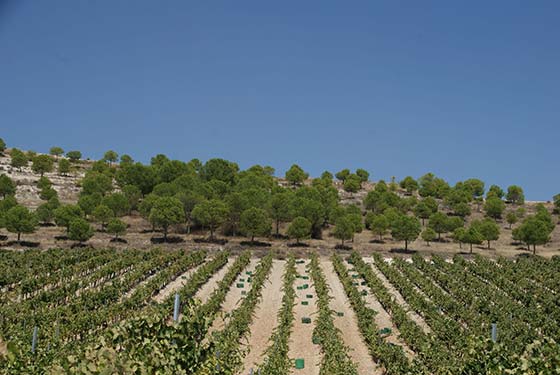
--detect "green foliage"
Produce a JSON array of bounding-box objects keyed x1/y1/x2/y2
[
  {"x1": 269, "y1": 190, "x2": 293, "y2": 235},
  {"x1": 116, "y1": 163, "x2": 157, "y2": 195},
  {"x1": 102, "y1": 193, "x2": 130, "y2": 217},
  {"x1": 428, "y1": 212, "x2": 449, "y2": 240},
  {"x1": 0, "y1": 175, "x2": 16, "y2": 198},
  {"x1": 0, "y1": 137, "x2": 5, "y2": 153},
  {"x1": 462, "y1": 226, "x2": 484, "y2": 253},
  {"x1": 57, "y1": 158, "x2": 71, "y2": 175},
  {"x1": 201, "y1": 158, "x2": 238, "y2": 184},
  {"x1": 506, "y1": 185, "x2": 525, "y2": 205},
  {"x1": 421, "y1": 227, "x2": 437, "y2": 245},
  {"x1": 486, "y1": 184, "x2": 504, "y2": 200},
  {"x1": 472, "y1": 218, "x2": 500, "y2": 249},
  {"x1": 10, "y1": 148, "x2": 28, "y2": 170},
  {"x1": 78, "y1": 193, "x2": 102, "y2": 217},
  {"x1": 239, "y1": 207, "x2": 271, "y2": 241},
  {"x1": 49, "y1": 146, "x2": 64, "y2": 156},
  {"x1": 66, "y1": 150, "x2": 82, "y2": 161},
  {"x1": 92, "y1": 204, "x2": 114, "y2": 229},
  {"x1": 120, "y1": 154, "x2": 133, "y2": 165},
  {"x1": 418, "y1": 173, "x2": 450, "y2": 199},
  {"x1": 333, "y1": 215, "x2": 355, "y2": 246},
  {"x1": 287, "y1": 216, "x2": 311, "y2": 243},
  {"x1": 149, "y1": 197, "x2": 185, "y2": 240},
  {"x1": 355, "y1": 168, "x2": 369, "y2": 182},
  {"x1": 400, "y1": 176, "x2": 418, "y2": 193},
  {"x1": 506, "y1": 211, "x2": 518, "y2": 228},
  {"x1": 36, "y1": 200, "x2": 58, "y2": 224},
  {"x1": 54, "y1": 204, "x2": 84, "y2": 233},
  {"x1": 103, "y1": 150, "x2": 119, "y2": 164},
  {"x1": 285, "y1": 164, "x2": 308, "y2": 186},
  {"x1": 335, "y1": 168, "x2": 350, "y2": 182},
  {"x1": 391, "y1": 214, "x2": 421, "y2": 250},
  {"x1": 463, "y1": 178, "x2": 485, "y2": 198},
  {"x1": 367, "y1": 214, "x2": 389, "y2": 241},
  {"x1": 192, "y1": 199, "x2": 229, "y2": 239},
  {"x1": 452, "y1": 202, "x2": 471, "y2": 218},
  {"x1": 81, "y1": 171, "x2": 113, "y2": 196},
  {"x1": 4, "y1": 205, "x2": 37, "y2": 241},
  {"x1": 106, "y1": 218, "x2": 127, "y2": 239},
  {"x1": 343, "y1": 173, "x2": 362, "y2": 192},
  {"x1": 122, "y1": 184, "x2": 142, "y2": 212},
  {"x1": 68, "y1": 218, "x2": 94, "y2": 243},
  {"x1": 484, "y1": 197, "x2": 505, "y2": 219},
  {"x1": 513, "y1": 215, "x2": 554, "y2": 254}
]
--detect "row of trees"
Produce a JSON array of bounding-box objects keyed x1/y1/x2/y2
[{"x1": 0, "y1": 137, "x2": 557, "y2": 252}]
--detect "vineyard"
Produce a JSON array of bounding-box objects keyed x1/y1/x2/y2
[{"x1": 1, "y1": 248, "x2": 559, "y2": 374}]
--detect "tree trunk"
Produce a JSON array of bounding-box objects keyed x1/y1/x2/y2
[
  {"x1": 379, "y1": 234, "x2": 383, "y2": 241},
  {"x1": 437, "y1": 232, "x2": 441, "y2": 240},
  {"x1": 426, "y1": 241, "x2": 430, "y2": 246},
  {"x1": 341, "y1": 238, "x2": 345, "y2": 247},
  {"x1": 470, "y1": 243, "x2": 473, "y2": 254},
  {"x1": 276, "y1": 219, "x2": 280, "y2": 236},
  {"x1": 459, "y1": 242, "x2": 462, "y2": 249},
  {"x1": 533, "y1": 245, "x2": 536, "y2": 255},
  {"x1": 421, "y1": 218, "x2": 425, "y2": 226},
  {"x1": 251, "y1": 235, "x2": 254, "y2": 243},
  {"x1": 488, "y1": 240, "x2": 491, "y2": 249},
  {"x1": 405, "y1": 240, "x2": 408, "y2": 250},
  {"x1": 210, "y1": 228, "x2": 215, "y2": 240},
  {"x1": 163, "y1": 226, "x2": 168, "y2": 241},
  {"x1": 17, "y1": 232, "x2": 21, "y2": 242}
]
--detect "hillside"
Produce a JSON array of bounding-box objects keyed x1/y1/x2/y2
[{"x1": 0, "y1": 146, "x2": 558, "y2": 258}]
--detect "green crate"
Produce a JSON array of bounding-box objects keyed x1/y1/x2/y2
[
  {"x1": 239, "y1": 278, "x2": 245, "y2": 282},
  {"x1": 361, "y1": 281, "x2": 367, "y2": 286},
  {"x1": 352, "y1": 274, "x2": 359, "y2": 279},
  {"x1": 302, "y1": 276, "x2": 309, "y2": 280},
  {"x1": 361, "y1": 290, "x2": 368, "y2": 296},
  {"x1": 378, "y1": 327, "x2": 392, "y2": 336},
  {"x1": 352, "y1": 282, "x2": 359, "y2": 286},
  {"x1": 306, "y1": 294, "x2": 313, "y2": 299},
  {"x1": 336, "y1": 311, "x2": 344, "y2": 317},
  {"x1": 297, "y1": 286, "x2": 303, "y2": 290},
  {"x1": 312, "y1": 335, "x2": 320, "y2": 344},
  {"x1": 295, "y1": 358, "x2": 305, "y2": 369},
  {"x1": 301, "y1": 301, "x2": 309, "y2": 306},
  {"x1": 236, "y1": 283, "x2": 244, "y2": 288},
  {"x1": 246, "y1": 271, "x2": 252, "y2": 275},
  {"x1": 301, "y1": 284, "x2": 309, "y2": 289},
  {"x1": 241, "y1": 291, "x2": 247, "y2": 296},
  {"x1": 301, "y1": 317, "x2": 311, "y2": 324}
]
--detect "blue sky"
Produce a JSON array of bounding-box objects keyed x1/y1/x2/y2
[{"x1": 1, "y1": 1, "x2": 558, "y2": 200}]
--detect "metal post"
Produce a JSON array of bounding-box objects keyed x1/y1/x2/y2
[
  {"x1": 173, "y1": 293, "x2": 180, "y2": 322},
  {"x1": 491, "y1": 323, "x2": 497, "y2": 342},
  {"x1": 31, "y1": 326, "x2": 38, "y2": 353}
]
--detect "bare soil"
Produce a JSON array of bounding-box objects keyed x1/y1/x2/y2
[
  {"x1": 345, "y1": 261, "x2": 416, "y2": 358},
  {"x1": 208, "y1": 259, "x2": 260, "y2": 334},
  {"x1": 194, "y1": 257, "x2": 238, "y2": 304},
  {"x1": 239, "y1": 260, "x2": 286, "y2": 374},
  {"x1": 366, "y1": 258, "x2": 431, "y2": 334},
  {"x1": 287, "y1": 261, "x2": 322, "y2": 375},
  {"x1": 152, "y1": 262, "x2": 205, "y2": 303},
  {"x1": 320, "y1": 260, "x2": 381, "y2": 375}
]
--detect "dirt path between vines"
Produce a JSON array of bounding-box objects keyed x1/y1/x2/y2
[
  {"x1": 346, "y1": 261, "x2": 415, "y2": 358},
  {"x1": 367, "y1": 258, "x2": 431, "y2": 334},
  {"x1": 152, "y1": 262, "x2": 205, "y2": 303},
  {"x1": 194, "y1": 257, "x2": 238, "y2": 304},
  {"x1": 321, "y1": 260, "x2": 382, "y2": 375},
  {"x1": 238, "y1": 260, "x2": 286, "y2": 374},
  {"x1": 208, "y1": 258, "x2": 260, "y2": 334},
  {"x1": 0, "y1": 338, "x2": 6, "y2": 356},
  {"x1": 288, "y1": 260, "x2": 322, "y2": 375}
]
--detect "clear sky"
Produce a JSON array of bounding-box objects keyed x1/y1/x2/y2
[{"x1": 1, "y1": 1, "x2": 558, "y2": 200}]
